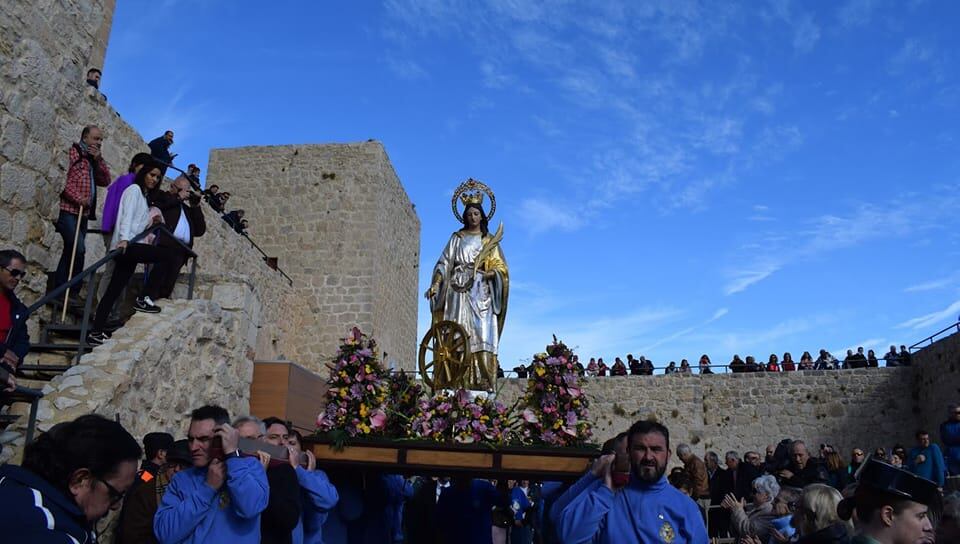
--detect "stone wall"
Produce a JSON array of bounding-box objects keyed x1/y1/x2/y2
[
  {"x1": 495, "y1": 367, "x2": 920, "y2": 461},
  {"x1": 1, "y1": 297, "x2": 253, "y2": 463},
  {"x1": 206, "y1": 143, "x2": 420, "y2": 373},
  {"x1": 0, "y1": 0, "x2": 303, "y2": 362},
  {"x1": 913, "y1": 331, "x2": 960, "y2": 436}
]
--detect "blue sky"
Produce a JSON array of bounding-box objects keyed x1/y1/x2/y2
[{"x1": 104, "y1": 1, "x2": 960, "y2": 370}]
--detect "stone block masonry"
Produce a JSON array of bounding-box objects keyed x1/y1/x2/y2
[{"x1": 206, "y1": 143, "x2": 420, "y2": 373}]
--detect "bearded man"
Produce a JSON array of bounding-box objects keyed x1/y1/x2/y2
[{"x1": 556, "y1": 421, "x2": 708, "y2": 543}]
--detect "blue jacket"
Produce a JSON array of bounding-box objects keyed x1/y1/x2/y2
[
  {"x1": 556, "y1": 474, "x2": 708, "y2": 544},
  {"x1": 940, "y1": 420, "x2": 960, "y2": 474},
  {"x1": 294, "y1": 466, "x2": 339, "y2": 544},
  {"x1": 436, "y1": 480, "x2": 506, "y2": 544},
  {"x1": 0, "y1": 464, "x2": 96, "y2": 544},
  {"x1": 154, "y1": 456, "x2": 269, "y2": 544},
  {"x1": 906, "y1": 444, "x2": 946, "y2": 487},
  {"x1": 1, "y1": 288, "x2": 30, "y2": 361}
]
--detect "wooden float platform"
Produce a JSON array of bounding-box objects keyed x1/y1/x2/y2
[{"x1": 304, "y1": 436, "x2": 598, "y2": 482}]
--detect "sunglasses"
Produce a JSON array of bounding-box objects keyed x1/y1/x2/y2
[
  {"x1": 3, "y1": 267, "x2": 26, "y2": 278},
  {"x1": 853, "y1": 451, "x2": 864, "y2": 456},
  {"x1": 97, "y1": 476, "x2": 126, "y2": 507}
]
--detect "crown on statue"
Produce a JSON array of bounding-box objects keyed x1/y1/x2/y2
[
  {"x1": 451, "y1": 178, "x2": 497, "y2": 222},
  {"x1": 459, "y1": 190, "x2": 485, "y2": 206}
]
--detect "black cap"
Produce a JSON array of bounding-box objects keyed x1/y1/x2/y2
[
  {"x1": 143, "y1": 432, "x2": 174, "y2": 456},
  {"x1": 838, "y1": 458, "x2": 942, "y2": 520},
  {"x1": 165, "y1": 439, "x2": 192, "y2": 467}
]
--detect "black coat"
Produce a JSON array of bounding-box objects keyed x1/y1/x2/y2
[
  {"x1": 148, "y1": 136, "x2": 173, "y2": 165},
  {"x1": 149, "y1": 190, "x2": 206, "y2": 249},
  {"x1": 781, "y1": 459, "x2": 829, "y2": 488},
  {"x1": 261, "y1": 464, "x2": 302, "y2": 544},
  {"x1": 796, "y1": 522, "x2": 851, "y2": 544}
]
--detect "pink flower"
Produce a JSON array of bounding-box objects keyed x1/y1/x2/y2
[
  {"x1": 522, "y1": 408, "x2": 538, "y2": 423},
  {"x1": 370, "y1": 409, "x2": 387, "y2": 429}
]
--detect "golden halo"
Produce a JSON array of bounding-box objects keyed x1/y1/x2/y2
[{"x1": 451, "y1": 178, "x2": 496, "y2": 223}]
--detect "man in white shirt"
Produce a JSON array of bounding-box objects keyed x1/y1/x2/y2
[{"x1": 149, "y1": 175, "x2": 206, "y2": 299}]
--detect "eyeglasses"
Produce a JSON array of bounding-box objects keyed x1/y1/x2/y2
[
  {"x1": 96, "y1": 477, "x2": 126, "y2": 507},
  {"x1": 3, "y1": 267, "x2": 26, "y2": 278}
]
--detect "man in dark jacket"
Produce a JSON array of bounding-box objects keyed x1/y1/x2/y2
[
  {"x1": 148, "y1": 130, "x2": 176, "y2": 177},
  {"x1": 149, "y1": 176, "x2": 206, "y2": 299},
  {"x1": 778, "y1": 440, "x2": 828, "y2": 488},
  {"x1": 118, "y1": 439, "x2": 192, "y2": 544},
  {"x1": 235, "y1": 416, "x2": 301, "y2": 544},
  {"x1": 0, "y1": 250, "x2": 30, "y2": 384}
]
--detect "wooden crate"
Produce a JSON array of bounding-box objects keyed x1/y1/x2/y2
[
  {"x1": 305, "y1": 436, "x2": 596, "y2": 482},
  {"x1": 249, "y1": 361, "x2": 327, "y2": 433}
]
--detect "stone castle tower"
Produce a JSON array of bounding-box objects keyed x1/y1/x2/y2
[{"x1": 206, "y1": 143, "x2": 420, "y2": 372}]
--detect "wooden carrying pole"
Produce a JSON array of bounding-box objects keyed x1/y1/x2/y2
[{"x1": 61, "y1": 205, "x2": 83, "y2": 322}]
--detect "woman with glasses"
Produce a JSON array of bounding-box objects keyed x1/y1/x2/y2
[
  {"x1": 848, "y1": 449, "x2": 865, "y2": 475},
  {"x1": 0, "y1": 414, "x2": 142, "y2": 543}
]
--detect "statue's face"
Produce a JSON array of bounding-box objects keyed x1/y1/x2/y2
[{"x1": 465, "y1": 207, "x2": 482, "y2": 228}]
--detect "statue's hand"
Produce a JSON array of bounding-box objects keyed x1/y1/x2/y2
[{"x1": 425, "y1": 285, "x2": 438, "y2": 299}]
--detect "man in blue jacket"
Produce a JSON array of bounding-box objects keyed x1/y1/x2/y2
[
  {"x1": 154, "y1": 405, "x2": 269, "y2": 544},
  {"x1": 556, "y1": 420, "x2": 708, "y2": 543},
  {"x1": 906, "y1": 430, "x2": 946, "y2": 488},
  {"x1": 287, "y1": 429, "x2": 339, "y2": 544}
]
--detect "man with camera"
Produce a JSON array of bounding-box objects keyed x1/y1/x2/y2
[
  {"x1": 149, "y1": 174, "x2": 206, "y2": 300},
  {"x1": 154, "y1": 405, "x2": 269, "y2": 544}
]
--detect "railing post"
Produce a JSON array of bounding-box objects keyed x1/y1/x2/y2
[
  {"x1": 24, "y1": 394, "x2": 40, "y2": 445},
  {"x1": 187, "y1": 256, "x2": 197, "y2": 300},
  {"x1": 77, "y1": 275, "x2": 96, "y2": 364}
]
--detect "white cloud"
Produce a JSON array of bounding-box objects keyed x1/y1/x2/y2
[
  {"x1": 385, "y1": 57, "x2": 429, "y2": 80},
  {"x1": 641, "y1": 307, "x2": 730, "y2": 352},
  {"x1": 724, "y1": 261, "x2": 782, "y2": 295},
  {"x1": 905, "y1": 275, "x2": 956, "y2": 293},
  {"x1": 897, "y1": 300, "x2": 960, "y2": 330},
  {"x1": 888, "y1": 39, "x2": 935, "y2": 75},
  {"x1": 837, "y1": 0, "x2": 878, "y2": 27},
  {"x1": 516, "y1": 198, "x2": 585, "y2": 234},
  {"x1": 793, "y1": 14, "x2": 821, "y2": 53}
]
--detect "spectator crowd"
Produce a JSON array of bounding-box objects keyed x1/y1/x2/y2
[{"x1": 0, "y1": 403, "x2": 958, "y2": 543}]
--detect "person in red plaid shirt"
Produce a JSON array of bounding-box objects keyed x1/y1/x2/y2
[{"x1": 54, "y1": 125, "x2": 112, "y2": 290}]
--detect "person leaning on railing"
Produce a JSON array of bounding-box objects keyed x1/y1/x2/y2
[
  {"x1": 87, "y1": 161, "x2": 178, "y2": 346},
  {"x1": 148, "y1": 175, "x2": 206, "y2": 300}
]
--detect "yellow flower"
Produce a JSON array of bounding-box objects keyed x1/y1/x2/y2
[
  {"x1": 359, "y1": 404, "x2": 368, "y2": 417},
  {"x1": 535, "y1": 367, "x2": 546, "y2": 377}
]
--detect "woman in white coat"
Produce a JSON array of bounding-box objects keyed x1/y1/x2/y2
[{"x1": 88, "y1": 160, "x2": 176, "y2": 344}]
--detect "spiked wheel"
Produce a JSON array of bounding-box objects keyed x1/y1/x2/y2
[{"x1": 418, "y1": 320, "x2": 469, "y2": 390}]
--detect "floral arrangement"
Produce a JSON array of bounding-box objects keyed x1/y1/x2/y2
[
  {"x1": 520, "y1": 336, "x2": 592, "y2": 447},
  {"x1": 409, "y1": 388, "x2": 516, "y2": 444},
  {"x1": 383, "y1": 370, "x2": 424, "y2": 435},
  {"x1": 317, "y1": 327, "x2": 389, "y2": 436}
]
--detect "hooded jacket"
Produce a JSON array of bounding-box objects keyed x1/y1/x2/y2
[{"x1": 0, "y1": 464, "x2": 97, "y2": 544}]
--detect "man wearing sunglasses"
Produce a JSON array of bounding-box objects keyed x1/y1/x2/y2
[{"x1": 0, "y1": 249, "x2": 30, "y2": 391}]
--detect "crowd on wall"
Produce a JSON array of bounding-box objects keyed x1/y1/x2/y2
[
  {"x1": 507, "y1": 347, "x2": 915, "y2": 378},
  {"x1": 0, "y1": 404, "x2": 959, "y2": 543}
]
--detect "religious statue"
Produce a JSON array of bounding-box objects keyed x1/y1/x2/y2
[{"x1": 420, "y1": 179, "x2": 509, "y2": 391}]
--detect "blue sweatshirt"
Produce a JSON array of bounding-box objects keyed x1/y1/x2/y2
[
  {"x1": 0, "y1": 465, "x2": 96, "y2": 544},
  {"x1": 294, "y1": 466, "x2": 339, "y2": 544},
  {"x1": 906, "y1": 444, "x2": 946, "y2": 487},
  {"x1": 437, "y1": 480, "x2": 506, "y2": 544},
  {"x1": 557, "y1": 474, "x2": 708, "y2": 544},
  {"x1": 154, "y1": 456, "x2": 269, "y2": 544}
]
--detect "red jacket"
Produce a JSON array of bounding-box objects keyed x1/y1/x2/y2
[{"x1": 60, "y1": 143, "x2": 111, "y2": 219}]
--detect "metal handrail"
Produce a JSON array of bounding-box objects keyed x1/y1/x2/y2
[
  {"x1": 4, "y1": 385, "x2": 43, "y2": 445},
  {"x1": 909, "y1": 321, "x2": 960, "y2": 352},
  {"x1": 18, "y1": 224, "x2": 197, "y2": 366},
  {"x1": 241, "y1": 233, "x2": 294, "y2": 286}
]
